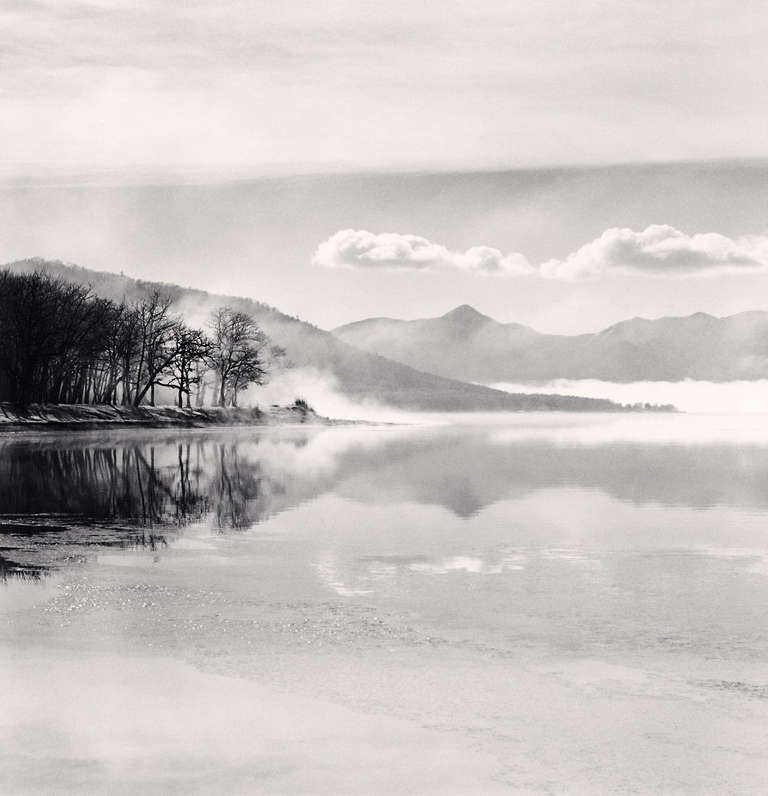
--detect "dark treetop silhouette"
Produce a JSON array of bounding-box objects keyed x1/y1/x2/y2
[{"x1": 0, "y1": 269, "x2": 277, "y2": 408}]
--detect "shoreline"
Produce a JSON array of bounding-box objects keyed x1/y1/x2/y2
[
  {"x1": 0, "y1": 402, "x2": 349, "y2": 430},
  {"x1": 0, "y1": 400, "x2": 679, "y2": 431}
]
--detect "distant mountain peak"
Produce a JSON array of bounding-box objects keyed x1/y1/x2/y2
[
  {"x1": 688, "y1": 311, "x2": 717, "y2": 321},
  {"x1": 441, "y1": 304, "x2": 493, "y2": 325}
]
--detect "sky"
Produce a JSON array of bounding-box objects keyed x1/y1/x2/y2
[
  {"x1": 2, "y1": 0, "x2": 768, "y2": 332},
  {"x1": 3, "y1": 0, "x2": 768, "y2": 174}
]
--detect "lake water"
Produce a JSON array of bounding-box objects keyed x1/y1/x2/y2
[{"x1": 2, "y1": 415, "x2": 768, "y2": 793}]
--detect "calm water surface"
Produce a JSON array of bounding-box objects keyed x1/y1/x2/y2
[{"x1": 2, "y1": 414, "x2": 768, "y2": 793}]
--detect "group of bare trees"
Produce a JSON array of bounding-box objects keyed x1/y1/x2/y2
[{"x1": 0, "y1": 270, "x2": 282, "y2": 407}]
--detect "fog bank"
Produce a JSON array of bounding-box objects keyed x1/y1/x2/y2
[{"x1": 489, "y1": 379, "x2": 768, "y2": 414}]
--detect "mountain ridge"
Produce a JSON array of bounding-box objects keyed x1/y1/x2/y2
[{"x1": 333, "y1": 305, "x2": 768, "y2": 382}]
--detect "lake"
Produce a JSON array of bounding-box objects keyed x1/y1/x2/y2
[{"x1": 2, "y1": 415, "x2": 768, "y2": 793}]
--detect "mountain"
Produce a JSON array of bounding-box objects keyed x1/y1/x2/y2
[
  {"x1": 1, "y1": 259, "x2": 624, "y2": 412},
  {"x1": 334, "y1": 306, "x2": 768, "y2": 383}
]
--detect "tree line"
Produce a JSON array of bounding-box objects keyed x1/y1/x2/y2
[{"x1": 0, "y1": 269, "x2": 283, "y2": 407}]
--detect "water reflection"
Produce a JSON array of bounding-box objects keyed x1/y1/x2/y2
[
  {"x1": 0, "y1": 444, "x2": 206, "y2": 526},
  {"x1": 4, "y1": 421, "x2": 768, "y2": 578},
  {"x1": 210, "y1": 443, "x2": 283, "y2": 530},
  {"x1": 0, "y1": 552, "x2": 47, "y2": 582},
  {"x1": 0, "y1": 431, "x2": 316, "y2": 574}
]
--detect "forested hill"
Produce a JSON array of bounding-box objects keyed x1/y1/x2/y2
[{"x1": 2, "y1": 259, "x2": 626, "y2": 412}]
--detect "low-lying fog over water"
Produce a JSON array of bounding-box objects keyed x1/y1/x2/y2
[
  {"x1": 490, "y1": 380, "x2": 768, "y2": 414},
  {"x1": 2, "y1": 415, "x2": 768, "y2": 793}
]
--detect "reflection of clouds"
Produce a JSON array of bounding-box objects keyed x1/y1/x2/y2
[
  {"x1": 540, "y1": 549, "x2": 602, "y2": 570},
  {"x1": 313, "y1": 547, "x2": 614, "y2": 595},
  {"x1": 313, "y1": 536, "x2": 768, "y2": 599},
  {"x1": 366, "y1": 550, "x2": 604, "y2": 577},
  {"x1": 314, "y1": 553, "x2": 373, "y2": 596},
  {"x1": 409, "y1": 554, "x2": 527, "y2": 575},
  {"x1": 313, "y1": 551, "x2": 530, "y2": 596}
]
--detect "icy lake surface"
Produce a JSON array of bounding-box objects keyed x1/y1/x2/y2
[{"x1": 2, "y1": 415, "x2": 768, "y2": 793}]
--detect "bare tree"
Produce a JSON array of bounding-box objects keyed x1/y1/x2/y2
[
  {"x1": 159, "y1": 325, "x2": 213, "y2": 408},
  {"x1": 132, "y1": 292, "x2": 181, "y2": 406},
  {"x1": 0, "y1": 271, "x2": 121, "y2": 405},
  {"x1": 0, "y1": 271, "x2": 278, "y2": 411},
  {"x1": 113, "y1": 303, "x2": 141, "y2": 405},
  {"x1": 206, "y1": 307, "x2": 269, "y2": 407}
]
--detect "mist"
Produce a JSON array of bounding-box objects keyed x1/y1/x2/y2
[
  {"x1": 244, "y1": 366, "x2": 416, "y2": 423},
  {"x1": 489, "y1": 379, "x2": 768, "y2": 414}
]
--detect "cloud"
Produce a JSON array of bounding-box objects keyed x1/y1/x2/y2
[
  {"x1": 541, "y1": 225, "x2": 767, "y2": 280},
  {"x1": 313, "y1": 225, "x2": 768, "y2": 280},
  {"x1": 311, "y1": 229, "x2": 533, "y2": 275}
]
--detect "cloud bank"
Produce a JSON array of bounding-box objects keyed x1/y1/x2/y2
[
  {"x1": 311, "y1": 229, "x2": 533, "y2": 275},
  {"x1": 540, "y1": 225, "x2": 766, "y2": 279},
  {"x1": 313, "y1": 226, "x2": 768, "y2": 280}
]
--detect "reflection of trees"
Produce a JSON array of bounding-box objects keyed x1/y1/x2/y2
[
  {"x1": 212, "y1": 444, "x2": 259, "y2": 529},
  {"x1": 0, "y1": 437, "x2": 292, "y2": 548},
  {"x1": 126, "y1": 444, "x2": 210, "y2": 529},
  {"x1": 0, "y1": 443, "x2": 210, "y2": 532},
  {"x1": 0, "y1": 552, "x2": 47, "y2": 582},
  {"x1": 208, "y1": 443, "x2": 286, "y2": 530}
]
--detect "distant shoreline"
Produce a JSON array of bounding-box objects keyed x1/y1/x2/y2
[
  {"x1": 0, "y1": 402, "x2": 350, "y2": 430},
  {"x1": 0, "y1": 400, "x2": 677, "y2": 431}
]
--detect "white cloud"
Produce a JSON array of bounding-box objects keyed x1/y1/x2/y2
[
  {"x1": 313, "y1": 225, "x2": 768, "y2": 280},
  {"x1": 311, "y1": 229, "x2": 533, "y2": 275},
  {"x1": 541, "y1": 224, "x2": 766, "y2": 280}
]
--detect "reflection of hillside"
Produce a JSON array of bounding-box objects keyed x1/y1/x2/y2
[
  {"x1": 3, "y1": 425, "x2": 768, "y2": 567},
  {"x1": 327, "y1": 432, "x2": 768, "y2": 515}
]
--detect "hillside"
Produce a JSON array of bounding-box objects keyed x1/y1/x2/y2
[
  {"x1": 1, "y1": 259, "x2": 627, "y2": 412},
  {"x1": 334, "y1": 305, "x2": 768, "y2": 383}
]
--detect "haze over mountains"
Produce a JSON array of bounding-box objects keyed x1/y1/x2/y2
[
  {"x1": 334, "y1": 305, "x2": 768, "y2": 383},
  {"x1": 2, "y1": 259, "x2": 621, "y2": 413}
]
